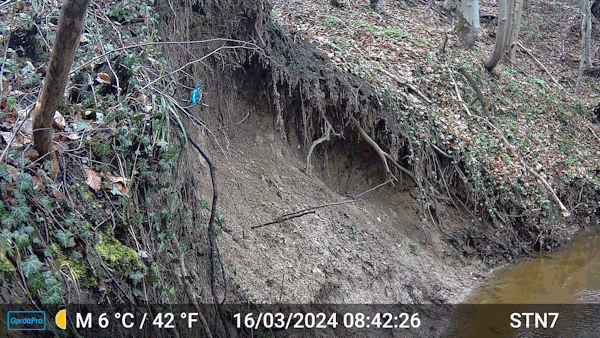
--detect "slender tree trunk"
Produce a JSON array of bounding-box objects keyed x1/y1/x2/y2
[
  {"x1": 484, "y1": 0, "x2": 508, "y2": 71},
  {"x1": 576, "y1": 0, "x2": 592, "y2": 95},
  {"x1": 507, "y1": 0, "x2": 524, "y2": 61},
  {"x1": 586, "y1": 2, "x2": 593, "y2": 67},
  {"x1": 32, "y1": 0, "x2": 90, "y2": 160},
  {"x1": 505, "y1": 0, "x2": 515, "y2": 49}
]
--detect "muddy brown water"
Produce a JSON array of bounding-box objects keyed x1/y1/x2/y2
[{"x1": 443, "y1": 224, "x2": 600, "y2": 337}]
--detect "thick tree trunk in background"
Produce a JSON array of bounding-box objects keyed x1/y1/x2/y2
[
  {"x1": 484, "y1": 0, "x2": 508, "y2": 71},
  {"x1": 458, "y1": 0, "x2": 480, "y2": 48},
  {"x1": 507, "y1": 0, "x2": 524, "y2": 61},
  {"x1": 32, "y1": 0, "x2": 90, "y2": 160}
]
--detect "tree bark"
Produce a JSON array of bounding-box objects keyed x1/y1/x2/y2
[
  {"x1": 507, "y1": 0, "x2": 524, "y2": 61},
  {"x1": 484, "y1": 0, "x2": 508, "y2": 72},
  {"x1": 458, "y1": 0, "x2": 480, "y2": 48},
  {"x1": 504, "y1": 0, "x2": 514, "y2": 49},
  {"x1": 576, "y1": 0, "x2": 592, "y2": 95},
  {"x1": 462, "y1": 0, "x2": 480, "y2": 30},
  {"x1": 32, "y1": 0, "x2": 90, "y2": 159}
]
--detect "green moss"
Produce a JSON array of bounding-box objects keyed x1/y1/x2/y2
[
  {"x1": 0, "y1": 251, "x2": 16, "y2": 273},
  {"x1": 96, "y1": 232, "x2": 141, "y2": 272},
  {"x1": 51, "y1": 243, "x2": 95, "y2": 286}
]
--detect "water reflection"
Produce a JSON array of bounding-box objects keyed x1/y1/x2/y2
[
  {"x1": 442, "y1": 225, "x2": 600, "y2": 337},
  {"x1": 467, "y1": 225, "x2": 600, "y2": 304}
]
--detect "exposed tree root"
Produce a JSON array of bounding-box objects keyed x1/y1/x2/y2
[
  {"x1": 306, "y1": 118, "x2": 341, "y2": 172},
  {"x1": 351, "y1": 117, "x2": 420, "y2": 185}
]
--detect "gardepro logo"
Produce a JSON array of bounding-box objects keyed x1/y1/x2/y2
[{"x1": 7, "y1": 311, "x2": 46, "y2": 331}]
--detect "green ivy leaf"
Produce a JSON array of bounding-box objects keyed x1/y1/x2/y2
[
  {"x1": 130, "y1": 271, "x2": 144, "y2": 286},
  {"x1": 22, "y1": 255, "x2": 43, "y2": 278},
  {"x1": 11, "y1": 204, "x2": 30, "y2": 223},
  {"x1": 55, "y1": 230, "x2": 75, "y2": 248},
  {"x1": 12, "y1": 231, "x2": 29, "y2": 248},
  {"x1": 27, "y1": 274, "x2": 45, "y2": 294}
]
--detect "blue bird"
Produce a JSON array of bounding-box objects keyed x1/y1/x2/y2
[{"x1": 190, "y1": 84, "x2": 202, "y2": 105}]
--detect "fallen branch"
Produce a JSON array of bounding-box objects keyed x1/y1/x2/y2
[
  {"x1": 252, "y1": 200, "x2": 355, "y2": 229},
  {"x1": 375, "y1": 67, "x2": 432, "y2": 104},
  {"x1": 445, "y1": 64, "x2": 471, "y2": 117},
  {"x1": 517, "y1": 41, "x2": 560, "y2": 86},
  {"x1": 588, "y1": 125, "x2": 600, "y2": 142}
]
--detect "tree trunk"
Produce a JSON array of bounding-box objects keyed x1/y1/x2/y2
[
  {"x1": 484, "y1": 0, "x2": 508, "y2": 72},
  {"x1": 462, "y1": 0, "x2": 480, "y2": 29},
  {"x1": 458, "y1": 0, "x2": 480, "y2": 48},
  {"x1": 32, "y1": 0, "x2": 90, "y2": 160},
  {"x1": 507, "y1": 0, "x2": 524, "y2": 61},
  {"x1": 576, "y1": 0, "x2": 592, "y2": 95},
  {"x1": 504, "y1": 0, "x2": 514, "y2": 49}
]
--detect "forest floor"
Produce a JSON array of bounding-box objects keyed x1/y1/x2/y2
[{"x1": 0, "y1": 0, "x2": 599, "y2": 337}]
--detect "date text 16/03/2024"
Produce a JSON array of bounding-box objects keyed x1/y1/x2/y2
[{"x1": 233, "y1": 312, "x2": 421, "y2": 330}]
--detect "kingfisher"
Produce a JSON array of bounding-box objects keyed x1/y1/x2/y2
[{"x1": 190, "y1": 84, "x2": 202, "y2": 105}]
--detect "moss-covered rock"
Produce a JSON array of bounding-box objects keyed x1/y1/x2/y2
[{"x1": 96, "y1": 232, "x2": 141, "y2": 272}]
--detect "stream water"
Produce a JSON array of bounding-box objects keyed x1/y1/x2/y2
[{"x1": 443, "y1": 225, "x2": 600, "y2": 337}]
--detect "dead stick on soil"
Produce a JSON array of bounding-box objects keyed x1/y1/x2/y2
[
  {"x1": 475, "y1": 115, "x2": 570, "y2": 216},
  {"x1": 588, "y1": 125, "x2": 600, "y2": 142},
  {"x1": 375, "y1": 67, "x2": 432, "y2": 104},
  {"x1": 354, "y1": 180, "x2": 393, "y2": 199},
  {"x1": 446, "y1": 65, "x2": 472, "y2": 117},
  {"x1": 517, "y1": 41, "x2": 560, "y2": 86},
  {"x1": 252, "y1": 200, "x2": 355, "y2": 229}
]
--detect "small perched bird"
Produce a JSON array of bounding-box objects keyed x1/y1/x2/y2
[{"x1": 190, "y1": 84, "x2": 202, "y2": 105}]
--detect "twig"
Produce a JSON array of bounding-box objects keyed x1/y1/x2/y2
[
  {"x1": 252, "y1": 200, "x2": 355, "y2": 229},
  {"x1": 375, "y1": 67, "x2": 432, "y2": 104},
  {"x1": 588, "y1": 125, "x2": 600, "y2": 142},
  {"x1": 517, "y1": 41, "x2": 560, "y2": 86},
  {"x1": 71, "y1": 38, "x2": 269, "y2": 75},
  {"x1": 445, "y1": 64, "x2": 471, "y2": 117},
  {"x1": 252, "y1": 211, "x2": 316, "y2": 229},
  {"x1": 354, "y1": 180, "x2": 393, "y2": 199},
  {"x1": 475, "y1": 115, "x2": 570, "y2": 216}
]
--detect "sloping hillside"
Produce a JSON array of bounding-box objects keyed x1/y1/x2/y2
[{"x1": 0, "y1": 0, "x2": 599, "y2": 337}]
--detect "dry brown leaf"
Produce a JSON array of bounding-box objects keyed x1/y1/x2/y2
[
  {"x1": 96, "y1": 73, "x2": 111, "y2": 84},
  {"x1": 53, "y1": 111, "x2": 65, "y2": 130},
  {"x1": 84, "y1": 165, "x2": 102, "y2": 191}
]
